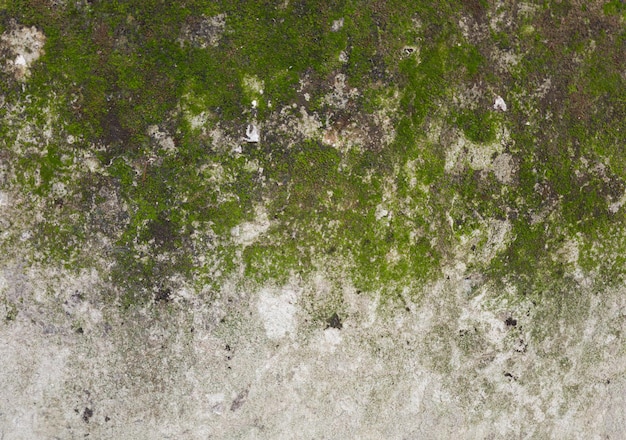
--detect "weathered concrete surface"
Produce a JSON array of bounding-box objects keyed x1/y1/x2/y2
[
  {"x1": 1, "y1": 261, "x2": 626, "y2": 439},
  {"x1": 0, "y1": 1, "x2": 625, "y2": 439}
]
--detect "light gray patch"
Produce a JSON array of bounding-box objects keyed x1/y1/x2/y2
[{"x1": 178, "y1": 14, "x2": 226, "y2": 48}]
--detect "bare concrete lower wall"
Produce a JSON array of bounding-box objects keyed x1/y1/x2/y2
[{"x1": 2, "y1": 261, "x2": 625, "y2": 439}]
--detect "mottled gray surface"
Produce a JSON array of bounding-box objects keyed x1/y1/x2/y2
[{"x1": 1, "y1": 259, "x2": 626, "y2": 439}]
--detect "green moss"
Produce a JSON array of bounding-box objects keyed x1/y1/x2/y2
[
  {"x1": 454, "y1": 109, "x2": 497, "y2": 144},
  {"x1": 3, "y1": 0, "x2": 625, "y2": 312},
  {"x1": 603, "y1": 0, "x2": 626, "y2": 17},
  {"x1": 399, "y1": 44, "x2": 448, "y2": 126},
  {"x1": 243, "y1": 242, "x2": 307, "y2": 284}
]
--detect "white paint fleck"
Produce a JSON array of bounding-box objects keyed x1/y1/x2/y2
[
  {"x1": 401, "y1": 46, "x2": 419, "y2": 59},
  {"x1": 493, "y1": 96, "x2": 507, "y2": 111},
  {"x1": 245, "y1": 123, "x2": 260, "y2": 143}
]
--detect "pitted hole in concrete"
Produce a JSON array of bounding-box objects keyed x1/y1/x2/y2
[
  {"x1": 82, "y1": 407, "x2": 93, "y2": 423},
  {"x1": 505, "y1": 317, "x2": 518, "y2": 327},
  {"x1": 326, "y1": 312, "x2": 342, "y2": 330},
  {"x1": 154, "y1": 287, "x2": 172, "y2": 303}
]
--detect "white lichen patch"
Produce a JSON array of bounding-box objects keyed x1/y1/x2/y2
[
  {"x1": 206, "y1": 124, "x2": 241, "y2": 154},
  {"x1": 1, "y1": 25, "x2": 46, "y2": 80},
  {"x1": 324, "y1": 73, "x2": 359, "y2": 109},
  {"x1": 453, "y1": 83, "x2": 483, "y2": 110},
  {"x1": 518, "y1": 2, "x2": 541, "y2": 17},
  {"x1": 230, "y1": 206, "x2": 271, "y2": 246},
  {"x1": 242, "y1": 74, "x2": 265, "y2": 98},
  {"x1": 445, "y1": 130, "x2": 499, "y2": 172},
  {"x1": 492, "y1": 152, "x2": 515, "y2": 184},
  {"x1": 147, "y1": 125, "x2": 177, "y2": 154},
  {"x1": 554, "y1": 238, "x2": 580, "y2": 266},
  {"x1": 5, "y1": 101, "x2": 58, "y2": 156},
  {"x1": 458, "y1": 15, "x2": 488, "y2": 43},
  {"x1": 609, "y1": 190, "x2": 626, "y2": 214},
  {"x1": 371, "y1": 90, "x2": 400, "y2": 146},
  {"x1": 445, "y1": 125, "x2": 517, "y2": 181},
  {"x1": 293, "y1": 106, "x2": 323, "y2": 138},
  {"x1": 321, "y1": 123, "x2": 368, "y2": 153},
  {"x1": 453, "y1": 217, "x2": 512, "y2": 270},
  {"x1": 478, "y1": 218, "x2": 513, "y2": 264},
  {"x1": 266, "y1": 105, "x2": 324, "y2": 148},
  {"x1": 491, "y1": 48, "x2": 521, "y2": 74},
  {"x1": 535, "y1": 77, "x2": 552, "y2": 99},
  {"x1": 186, "y1": 110, "x2": 210, "y2": 131},
  {"x1": 321, "y1": 88, "x2": 398, "y2": 152},
  {"x1": 331, "y1": 18, "x2": 344, "y2": 32},
  {"x1": 375, "y1": 204, "x2": 390, "y2": 221},
  {"x1": 264, "y1": 77, "x2": 398, "y2": 153},
  {"x1": 0, "y1": 191, "x2": 9, "y2": 208},
  {"x1": 257, "y1": 286, "x2": 300, "y2": 340}
]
